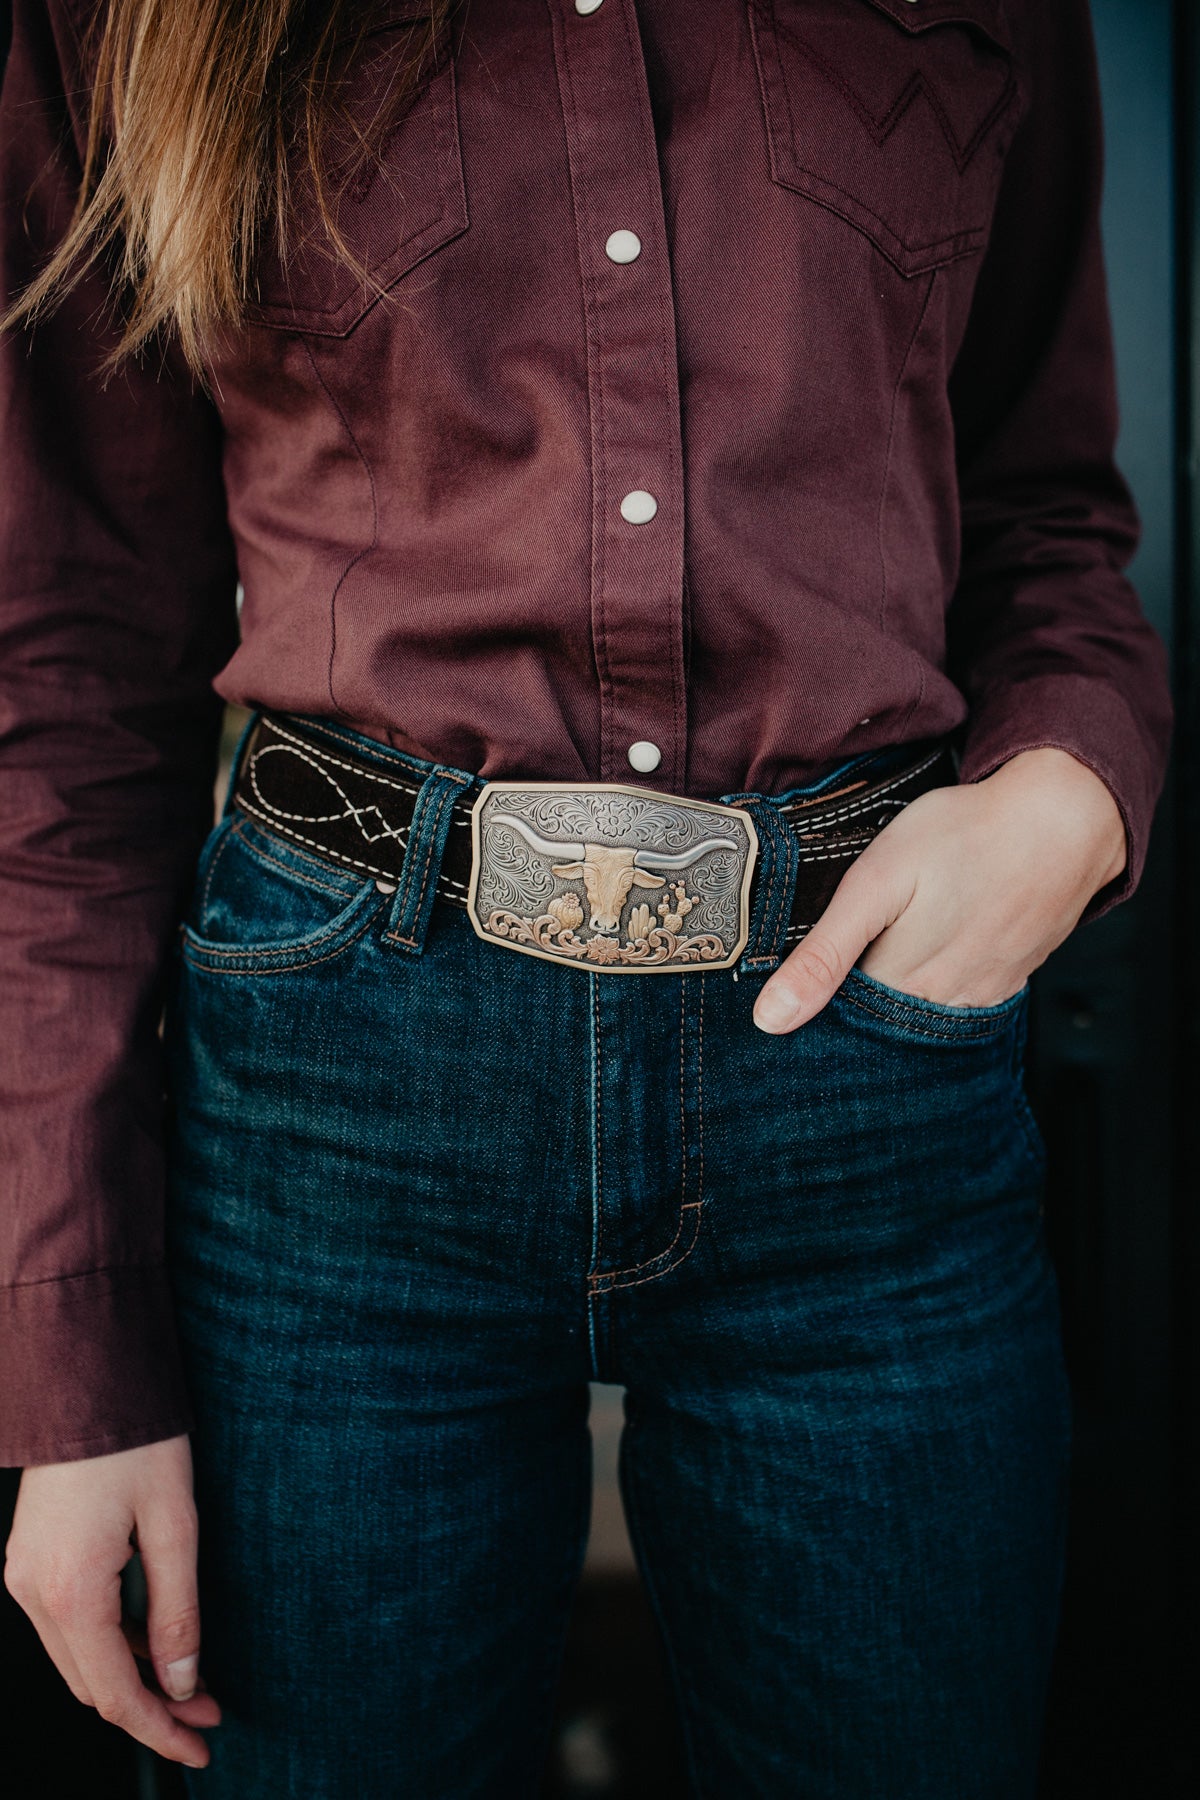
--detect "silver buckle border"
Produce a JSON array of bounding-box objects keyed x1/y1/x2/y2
[{"x1": 466, "y1": 780, "x2": 759, "y2": 973}]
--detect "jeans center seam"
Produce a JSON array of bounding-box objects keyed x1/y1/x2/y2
[{"x1": 589, "y1": 976, "x2": 707, "y2": 1292}]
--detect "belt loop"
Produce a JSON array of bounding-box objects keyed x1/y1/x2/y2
[
  {"x1": 382, "y1": 766, "x2": 473, "y2": 957},
  {"x1": 735, "y1": 799, "x2": 800, "y2": 976}
]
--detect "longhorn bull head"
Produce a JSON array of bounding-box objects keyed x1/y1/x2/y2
[{"x1": 489, "y1": 812, "x2": 737, "y2": 934}]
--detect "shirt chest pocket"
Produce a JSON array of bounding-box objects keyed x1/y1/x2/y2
[
  {"x1": 747, "y1": 0, "x2": 1024, "y2": 277},
  {"x1": 245, "y1": 16, "x2": 468, "y2": 336}
]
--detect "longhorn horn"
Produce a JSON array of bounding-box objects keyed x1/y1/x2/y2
[
  {"x1": 487, "y1": 812, "x2": 586, "y2": 862},
  {"x1": 634, "y1": 836, "x2": 738, "y2": 870}
]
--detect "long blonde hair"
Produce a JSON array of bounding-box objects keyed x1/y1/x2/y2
[{"x1": 0, "y1": 0, "x2": 453, "y2": 378}]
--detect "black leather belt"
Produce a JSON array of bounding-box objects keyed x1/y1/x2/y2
[{"x1": 230, "y1": 712, "x2": 956, "y2": 972}]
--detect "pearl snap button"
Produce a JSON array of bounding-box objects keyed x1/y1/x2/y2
[
  {"x1": 620, "y1": 489, "x2": 657, "y2": 524},
  {"x1": 605, "y1": 229, "x2": 642, "y2": 264},
  {"x1": 627, "y1": 741, "x2": 662, "y2": 774},
  {"x1": 575, "y1": 0, "x2": 604, "y2": 13}
]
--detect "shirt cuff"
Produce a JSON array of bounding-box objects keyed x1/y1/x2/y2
[
  {"x1": 954, "y1": 671, "x2": 1171, "y2": 925},
  {"x1": 0, "y1": 1265, "x2": 194, "y2": 1468}
]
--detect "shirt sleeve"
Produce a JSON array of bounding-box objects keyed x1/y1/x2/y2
[
  {"x1": 0, "y1": 2, "x2": 240, "y2": 1466},
  {"x1": 946, "y1": 0, "x2": 1173, "y2": 921}
]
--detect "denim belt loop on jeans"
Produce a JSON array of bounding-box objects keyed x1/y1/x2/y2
[
  {"x1": 381, "y1": 765, "x2": 476, "y2": 957},
  {"x1": 731, "y1": 797, "x2": 802, "y2": 977}
]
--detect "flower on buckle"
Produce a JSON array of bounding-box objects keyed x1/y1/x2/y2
[
  {"x1": 592, "y1": 797, "x2": 629, "y2": 837},
  {"x1": 584, "y1": 935, "x2": 623, "y2": 965}
]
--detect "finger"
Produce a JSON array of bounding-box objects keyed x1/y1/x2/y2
[
  {"x1": 56, "y1": 1575, "x2": 211, "y2": 1768},
  {"x1": 5, "y1": 1554, "x2": 95, "y2": 1707},
  {"x1": 21, "y1": 1603, "x2": 95, "y2": 1708},
  {"x1": 752, "y1": 847, "x2": 913, "y2": 1033},
  {"x1": 121, "y1": 1619, "x2": 223, "y2": 1726},
  {"x1": 138, "y1": 1499, "x2": 202, "y2": 1704},
  {"x1": 161, "y1": 1688, "x2": 223, "y2": 1729}
]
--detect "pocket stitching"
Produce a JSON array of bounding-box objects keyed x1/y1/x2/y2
[
  {"x1": 749, "y1": 0, "x2": 1019, "y2": 273},
  {"x1": 857, "y1": 0, "x2": 1016, "y2": 65},
  {"x1": 777, "y1": 13, "x2": 1014, "y2": 179},
  {"x1": 181, "y1": 880, "x2": 386, "y2": 974},
  {"x1": 839, "y1": 968, "x2": 1026, "y2": 1040}
]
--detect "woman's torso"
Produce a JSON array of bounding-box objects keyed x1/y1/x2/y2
[{"x1": 205, "y1": 0, "x2": 1029, "y2": 796}]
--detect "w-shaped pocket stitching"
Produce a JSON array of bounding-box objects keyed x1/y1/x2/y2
[{"x1": 748, "y1": 0, "x2": 1024, "y2": 276}]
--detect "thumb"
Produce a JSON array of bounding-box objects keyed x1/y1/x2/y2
[
  {"x1": 139, "y1": 1501, "x2": 202, "y2": 1703},
  {"x1": 752, "y1": 851, "x2": 909, "y2": 1034}
]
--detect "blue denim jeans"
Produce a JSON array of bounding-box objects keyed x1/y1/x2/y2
[{"x1": 165, "y1": 716, "x2": 1071, "y2": 1799}]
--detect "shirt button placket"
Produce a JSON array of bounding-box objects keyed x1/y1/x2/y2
[{"x1": 551, "y1": 0, "x2": 687, "y2": 790}]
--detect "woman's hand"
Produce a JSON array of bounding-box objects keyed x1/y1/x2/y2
[
  {"x1": 752, "y1": 747, "x2": 1128, "y2": 1034},
  {"x1": 4, "y1": 1434, "x2": 220, "y2": 1768}
]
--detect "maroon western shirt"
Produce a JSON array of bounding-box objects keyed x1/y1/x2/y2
[{"x1": 0, "y1": 0, "x2": 1174, "y2": 1465}]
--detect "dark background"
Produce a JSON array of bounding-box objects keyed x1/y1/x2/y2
[{"x1": 2, "y1": 1, "x2": 1196, "y2": 1793}]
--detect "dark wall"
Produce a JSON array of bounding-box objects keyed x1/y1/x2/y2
[{"x1": 1032, "y1": 2, "x2": 1192, "y2": 1793}]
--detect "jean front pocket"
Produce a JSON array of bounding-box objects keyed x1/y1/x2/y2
[
  {"x1": 827, "y1": 964, "x2": 1050, "y2": 1216},
  {"x1": 747, "y1": 0, "x2": 1024, "y2": 277},
  {"x1": 837, "y1": 963, "x2": 1029, "y2": 1043},
  {"x1": 832, "y1": 963, "x2": 1046, "y2": 1187},
  {"x1": 180, "y1": 812, "x2": 389, "y2": 977}
]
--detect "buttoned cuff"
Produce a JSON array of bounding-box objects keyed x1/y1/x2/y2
[
  {"x1": 955, "y1": 672, "x2": 1171, "y2": 925},
  {"x1": 0, "y1": 1266, "x2": 194, "y2": 1468}
]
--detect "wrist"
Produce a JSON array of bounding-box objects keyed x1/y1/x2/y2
[{"x1": 976, "y1": 746, "x2": 1128, "y2": 891}]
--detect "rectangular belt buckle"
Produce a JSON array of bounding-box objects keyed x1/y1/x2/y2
[{"x1": 466, "y1": 781, "x2": 759, "y2": 972}]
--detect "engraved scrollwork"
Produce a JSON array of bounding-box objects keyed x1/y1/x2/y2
[
  {"x1": 505, "y1": 790, "x2": 709, "y2": 852},
  {"x1": 477, "y1": 823, "x2": 558, "y2": 914},
  {"x1": 484, "y1": 909, "x2": 590, "y2": 959},
  {"x1": 689, "y1": 850, "x2": 743, "y2": 899},
  {"x1": 501, "y1": 793, "x2": 599, "y2": 842},
  {"x1": 484, "y1": 909, "x2": 728, "y2": 968},
  {"x1": 685, "y1": 850, "x2": 743, "y2": 938},
  {"x1": 617, "y1": 803, "x2": 699, "y2": 850}
]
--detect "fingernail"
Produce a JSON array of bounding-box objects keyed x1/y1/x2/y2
[
  {"x1": 753, "y1": 985, "x2": 800, "y2": 1033},
  {"x1": 164, "y1": 1655, "x2": 198, "y2": 1700}
]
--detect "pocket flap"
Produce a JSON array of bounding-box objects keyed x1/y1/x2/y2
[{"x1": 861, "y1": 0, "x2": 1013, "y2": 54}]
